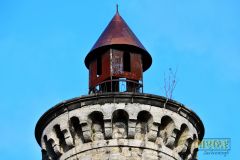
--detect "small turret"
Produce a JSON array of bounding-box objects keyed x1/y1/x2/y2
[{"x1": 85, "y1": 9, "x2": 152, "y2": 94}]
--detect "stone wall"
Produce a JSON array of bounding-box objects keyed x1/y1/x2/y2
[{"x1": 40, "y1": 102, "x2": 200, "y2": 160}]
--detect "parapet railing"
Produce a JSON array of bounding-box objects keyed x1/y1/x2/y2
[{"x1": 89, "y1": 78, "x2": 143, "y2": 94}]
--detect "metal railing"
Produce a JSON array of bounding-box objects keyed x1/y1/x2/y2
[{"x1": 89, "y1": 79, "x2": 143, "y2": 94}]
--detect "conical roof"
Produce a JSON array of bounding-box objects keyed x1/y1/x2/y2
[{"x1": 85, "y1": 10, "x2": 152, "y2": 71}]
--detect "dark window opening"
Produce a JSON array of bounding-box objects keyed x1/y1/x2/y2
[
  {"x1": 123, "y1": 52, "x2": 131, "y2": 72},
  {"x1": 97, "y1": 55, "x2": 102, "y2": 77}
]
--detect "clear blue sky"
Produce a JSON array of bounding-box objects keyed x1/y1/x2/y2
[{"x1": 0, "y1": 0, "x2": 239, "y2": 159}]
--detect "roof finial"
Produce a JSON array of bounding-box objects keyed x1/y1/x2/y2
[{"x1": 116, "y1": 4, "x2": 119, "y2": 13}]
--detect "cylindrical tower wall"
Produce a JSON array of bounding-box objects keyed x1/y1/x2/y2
[{"x1": 36, "y1": 93, "x2": 204, "y2": 160}]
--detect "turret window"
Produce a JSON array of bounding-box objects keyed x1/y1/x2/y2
[
  {"x1": 97, "y1": 55, "x2": 102, "y2": 77},
  {"x1": 123, "y1": 52, "x2": 131, "y2": 72}
]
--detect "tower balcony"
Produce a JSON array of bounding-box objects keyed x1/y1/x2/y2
[{"x1": 89, "y1": 78, "x2": 143, "y2": 94}]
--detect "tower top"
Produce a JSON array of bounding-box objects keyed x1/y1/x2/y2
[{"x1": 85, "y1": 9, "x2": 152, "y2": 71}]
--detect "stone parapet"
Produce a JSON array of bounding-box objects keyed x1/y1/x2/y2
[{"x1": 35, "y1": 93, "x2": 204, "y2": 160}]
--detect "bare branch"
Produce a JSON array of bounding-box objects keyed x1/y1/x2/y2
[{"x1": 163, "y1": 67, "x2": 178, "y2": 99}]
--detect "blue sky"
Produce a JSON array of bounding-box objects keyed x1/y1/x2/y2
[{"x1": 0, "y1": 0, "x2": 239, "y2": 159}]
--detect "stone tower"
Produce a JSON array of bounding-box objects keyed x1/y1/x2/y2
[{"x1": 35, "y1": 9, "x2": 204, "y2": 160}]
